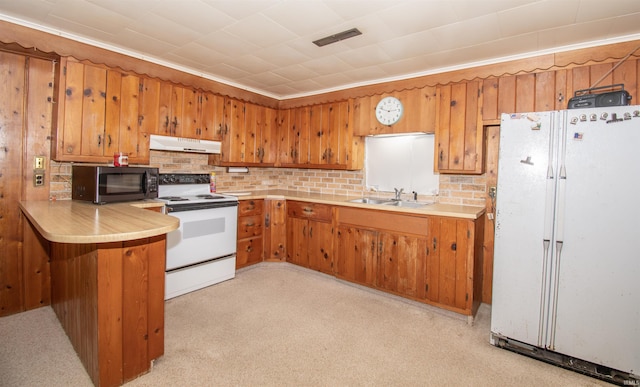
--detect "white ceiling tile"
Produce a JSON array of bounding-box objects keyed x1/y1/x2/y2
[
  {"x1": 125, "y1": 13, "x2": 201, "y2": 46},
  {"x1": 86, "y1": 0, "x2": 161, "y2": 17},
  {"x1": 112, "y1": 28, "x2": 179, "y2": 56},
  {"x1": 497, "y1": 0, "x2": 581, "y2": 37},
  {"x1": 431, "y1": 13, "x2": 502, "y2": 50},
  {"x1": 378, "y1": 1, "x2": 458, "y2": 36},
  {"x1": 576, "y1": 0, "x2": 640, "y2": 21},
  {"x1": 378, "y1": 30, "x2": 442, "y2": 60},
  {"x1": 253, "y1": 44, "x2": 311, "y2": 68},
  {"x1": 341, "y1": 65, "x2": 389, "y2": 83},
  {"x1": 199, "y1": 0, "x2": 273, "y2": 19},
  {"x1": 450, "y1": 0, "x2": 533, "y2": 20},
  {"x1": 262, "y1": 0, "x2": 343, "y2": 36},
  {"x1": 335, "y1": 44, "x2": 392, "y2": 68},
  {"x1": 205, "y1": 62, "x2": 251, "y2": 80},
  {"x1": 223, "y1": 13, "x2": 298, "y2": 48},
  {"x1": 227, "y1": 54, "x2": 279, "y2": 74},
  {"x1": 242, "y1": 71, "x2": 291, "y2": 87},
  {"x1": 272, "y1": 64, "x2": 320, "y2": 82},
  {"x1": 301, "y1": 55, "x2": 354, "y2": 76},
  {"x1": 0, "y1": 0, "x2": 55, "y2": 21},
  {"x1": 608, "y1": 13, "x2": 640, "y2": 37},
  {"x1": 151, "y1": 0, "x2": 235, "y2": 34},
  {"x1": 47, "y1": 0, "x2": 135, "y2": 35},
  {"x1": 195, "y1": 30, "x2": 260, "y2": 56},
  {"x1": 168, "y1": 42, "x2": 230, "y2": 66}
]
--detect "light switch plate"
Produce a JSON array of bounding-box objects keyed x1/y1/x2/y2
[{"x1": 34, "y1": 156, "x2": 45, "y2": 169}]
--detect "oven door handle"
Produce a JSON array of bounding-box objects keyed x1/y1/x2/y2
[{"x1": 166, "y1": 201, "x2": 239, "y2": 213}]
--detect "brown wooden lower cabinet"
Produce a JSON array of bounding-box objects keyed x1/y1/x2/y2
[
  {"x1": 236, "y1": 199, "x2": 264, "y2": 269},
  {"x1": 286, "y1": 201, "x2": 333, "y2": 274},
  {"x1": 49, "y1": 235, "x2": 166, "y2": 387},
  {"x1": 333, "y1": 206, "x2": 483, "y2": 319}
]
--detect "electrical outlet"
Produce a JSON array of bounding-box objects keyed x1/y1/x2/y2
[
  {"x1": 34, "y1": 172, "x2": 45, "y2": 187},
  {"x1": 34, "y1": 156, "x2": 45, "y2": 170}
]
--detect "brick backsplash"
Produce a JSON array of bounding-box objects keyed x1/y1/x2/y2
[{"x1": 48, "y1": 150, "x2": 486, "y2": 206}]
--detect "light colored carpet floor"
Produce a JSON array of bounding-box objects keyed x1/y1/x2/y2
[{"x1": 0, "y1": 262, "x2": 606, "y2": 386}]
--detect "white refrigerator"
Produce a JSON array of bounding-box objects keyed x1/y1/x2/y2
[{"x1": 491, "y1": 106, "x2": 640, "y2": 383}]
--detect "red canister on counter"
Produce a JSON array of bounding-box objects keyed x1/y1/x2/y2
[{"x1": 114, "y1": 152, "x2": 129, "y2": 167}]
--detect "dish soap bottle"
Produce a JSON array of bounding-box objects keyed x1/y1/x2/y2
[{"x1": 209, "y1": 172, "x2": 216, "y2": 193}]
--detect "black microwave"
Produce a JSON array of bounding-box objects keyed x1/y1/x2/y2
[{"x1": 72, "y1": 165, "x2": 159, "y2": 204}]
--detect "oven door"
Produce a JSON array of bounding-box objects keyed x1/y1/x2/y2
[{"x1": 165, "y1": 203, "x2": 238, "y2": 271}]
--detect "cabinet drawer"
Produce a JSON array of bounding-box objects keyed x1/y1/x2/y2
[
  {"x1": 238, "y1": 214, "x2": 263, "y2": 239},
  {"x1": 237, "y1": 237, "x2": 263, "y2": 268},
  {"x1": 287, "y1": 201, "x2": 332, "y2": 222},
  {"x1": 337, "y1": 207, "x2": 429, "y2": 236},
  {"x1": 238, "y1": 199, "x2": 263, "y2": 216}
]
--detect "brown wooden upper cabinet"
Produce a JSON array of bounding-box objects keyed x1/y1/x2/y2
[
  {"x1": 156, "y1": 83, "x2": 200, "y2": 138},
  {"x1": 53, "y1": 57, "x2": 148, "y2": 164},
  {"x1": 435, "y1": 81, "x2": 484, "y2": 174},
  {"x1": 277, "y1": 100, "x2": 362, "y2": 170},
  {"x1": 353, "y1": 87, "x2": 438, "y2": 136},
  {"x1": 220, "y1": 98, "x2": 277, "y2": 166}
]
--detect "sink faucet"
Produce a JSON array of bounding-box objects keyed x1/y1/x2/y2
[{"x1": 394, "y1": 187, "x2": 404, "y2": 201}]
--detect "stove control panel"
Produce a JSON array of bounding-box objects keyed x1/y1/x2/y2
[{"x1": 159, "y1": 173, "x2": 211, "y2": 185}]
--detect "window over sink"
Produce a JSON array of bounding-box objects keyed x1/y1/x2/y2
[{"x1": 364, "y1": 132, "x2": 439, "y2": 196}]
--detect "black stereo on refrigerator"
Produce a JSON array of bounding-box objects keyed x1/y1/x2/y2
[{"x1": 567, "y1": 84, "x2": 632, "y2": 109}]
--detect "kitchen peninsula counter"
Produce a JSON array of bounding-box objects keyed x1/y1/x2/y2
[
  {"x1": 20, "y1": 199, "x2": 176, "y2": 243},
  {"x1": 19, "y1": 199, "x2": 177, "y2": 387},
  {"x1": 221, "y1": 189, "x2": 485, "y2": 219}
]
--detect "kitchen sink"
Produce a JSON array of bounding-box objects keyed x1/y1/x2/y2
[
  {"x1": 382, "y1": 200, "x2": 430, "y2": 208},
  {"x1": 348, "y1": 197, "x2": 392, "y2": 204}
]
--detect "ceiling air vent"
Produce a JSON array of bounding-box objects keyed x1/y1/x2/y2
[{"x1": 313, "y1": 28, "x2": 362, "y2": 47}]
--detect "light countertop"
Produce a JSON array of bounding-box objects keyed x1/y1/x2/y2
[
  {"x1": 220, "y1": 189, "x2": 485, "y2": 219},
  {"x1": 20, "y1": 199, "x2": 178, "y2": 244}
]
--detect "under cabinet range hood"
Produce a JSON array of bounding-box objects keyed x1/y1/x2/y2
[{"x1": 149, "y1": 134, "x2": 221, "y2": 154}]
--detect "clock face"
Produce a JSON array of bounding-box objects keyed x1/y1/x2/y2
[{"x1": 375, "y1": 96, "x2": 403, "y2": 125}]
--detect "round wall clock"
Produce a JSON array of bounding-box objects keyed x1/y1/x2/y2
[{"x1": 375, "y1": 96, "x2": 404, "y2": 126}]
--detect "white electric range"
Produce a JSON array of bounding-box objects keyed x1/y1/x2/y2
[{"x1": 157, "y1": 174, "x2": 238, "y2": 300}]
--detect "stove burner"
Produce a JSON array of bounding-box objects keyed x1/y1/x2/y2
[
  {"x1": 158, "y1": 196, "x2": 188, "y2": 201},
  {"x1": 195, "y1": 194, "x2": 223, "y2": 200}
]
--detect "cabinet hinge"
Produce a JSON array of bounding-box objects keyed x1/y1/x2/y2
[
  {"x1": 465, "y1": 293, "x2": 469, "y2": 302},
  {"x1": 467, "y1": 229, "x2": 471, "y2": 239},
  {"x1": 139, "y1": 83, "x2": 143, "y2": 92},
  {"x1": 63, "y1": 66, "x2": 66, "y2": 76},
  {"x1": 425, "y1": 284, "x2": 429, "y2": 293}
]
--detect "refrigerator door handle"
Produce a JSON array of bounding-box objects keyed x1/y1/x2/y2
[
  {"x1": 538, "y1": 239, "x2": 552, "y2": 347},
  {"x1": 548, "y1": 240, "x2": 563, "y2": 350}
]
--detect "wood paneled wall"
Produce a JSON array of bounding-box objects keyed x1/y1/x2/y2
[{"x1": 0, "y1": 52, "x2": 54, "y2": 317}]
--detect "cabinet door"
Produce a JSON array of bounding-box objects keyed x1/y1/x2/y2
[
  {"x1": 286, "y1": 217, "x2": 308, "y2": 267},
  {"x1": 139, "y1": 78, "x2": 160, "y2": 136},
  {"x1": 308, "y1": 220, "x2": 333, "y2": 274},
  {"x1": 180, "y1": 88, "x2": 200, "y2": 138},
  {"x1": 277, "y1": 108, "x2": 294, "y2": 165},
  {"x1": 117, "y1": 73, "x2": 141, "y2": 158},
  {"x1": 335, "y1": 225, "x2": 377, "y2": 286},
  {"x1": 425, "y1": 217, "x2": 472, "y2": 311},
  {"x1": 259, "y1": 106, "x2": 278, "y2": 164},
  {"x1": 243, "y1": 102, "x2": 259, "y2": 163},
  {"x1": 292, "y1": 106, "x2": 310, "y2": 164},
  {"x1": 79, "y1": 64, "x2": 107, "y2": 157},
  {"x1": 199, "y1": 91, "x2": 224, "y2": 141},
  {"x1": 435, "y1": 81, "x2": 484, "y2": 174},
  {"x1": 221, "y1": 98, "x2": 245, "y2": 163},
  {"x1": 157, "y1": 82, "x2": 173, "y2": 135},
  {"x1": 377, "y1": 232, "x2": 426, "y2": 298}
]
